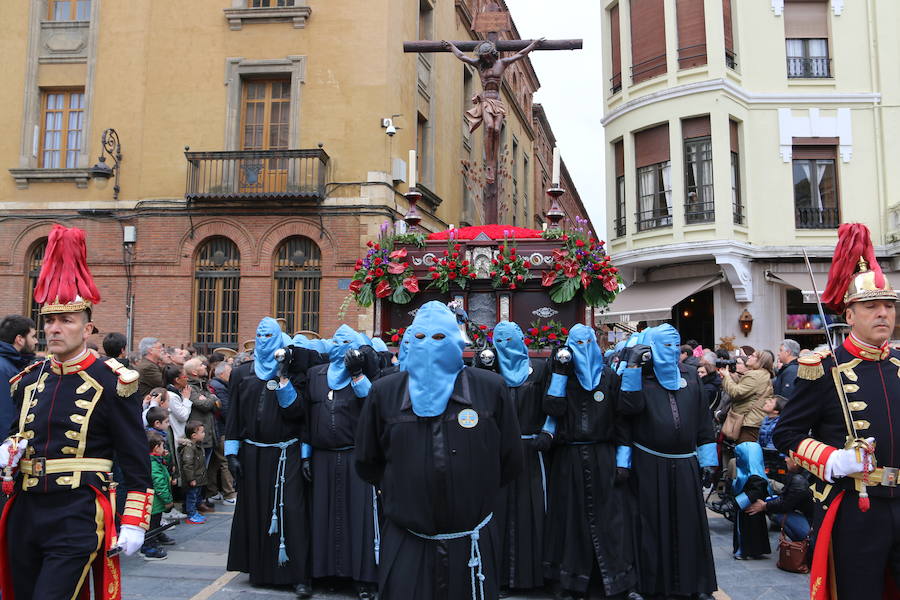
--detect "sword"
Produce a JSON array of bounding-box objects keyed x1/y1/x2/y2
[
  {"x1": 802, "y1": 249, "x2": 875, "y2": 508},
  {"x1": 106, "y1": 521, "x2": 178, "y2": 558}
]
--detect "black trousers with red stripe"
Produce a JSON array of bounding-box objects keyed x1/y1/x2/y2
[{"x1": 6, "y1": 487, "x2": 104, "y2": 599}]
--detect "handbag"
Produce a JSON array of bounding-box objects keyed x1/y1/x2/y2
[
  {"x1": 721, "y1": 408, "x2": 744, "y2": 441},
  {"x1": 776, "y1": 530, "x2": 810, "y2": 574}
]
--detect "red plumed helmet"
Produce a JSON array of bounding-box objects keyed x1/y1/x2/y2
[
  {"x1": 33, "y1": 225, "x2": 101, "y2": 314},
  {"x1": 822, "y1": 223, "x2": 895, "y2": 312}
]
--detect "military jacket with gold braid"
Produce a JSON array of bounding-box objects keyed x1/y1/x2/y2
[
  {"x1": 6, "y1": 350, "x2": 154, "y2": 529},
  {"x1": 773, "y1": 336, "x2": 900, "y2": 501}
]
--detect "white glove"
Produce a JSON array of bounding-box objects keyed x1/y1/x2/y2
[
  {"x1": 116, "y1": 524, "x2": 146, "y2": 556},
  {"x1": 0, "y1": 439, "x2": 28, "y2": 469},
  {"x1": 824, "y1": 438, "x2": 876, "y2": 482}
]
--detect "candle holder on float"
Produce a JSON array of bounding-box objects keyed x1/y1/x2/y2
[
  {"x1": 404, "y1": 187, "x2": 423, "y2": 231},
  {"x1": 545, "y1": 184, "x2": 566, "y2": 230}
]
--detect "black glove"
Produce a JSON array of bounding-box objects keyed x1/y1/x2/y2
[
  {"x1": 358, "y1": 345, "x2": 382, "y2": 380},
  {"x1": 302, "y1": 458, "x2": 312, "y2": 482},
  {"x1": 473, "y1": 347, "x2": 498, "y2": 371},
  {"x1": 550, "y1": 345, "x2": 574, "y2": 376},
  {"x1": 625, "y1": 344, "x2": 653, "y2": 368},
  {"x1": 226, "y1": 455, "x2": 242, "y2": 481},
  {"x1": 530, "y1": 431, "x2": 553, "y2": 452},
  {"x1": 701, "y1": 466, "x2": 718, "y2": 488},
  {"x1": 344, "y1": 348, "x2": 366, "y2": 378},
  {"x1": 615, "y1": 467, "x2": 630, "y2": 484}
]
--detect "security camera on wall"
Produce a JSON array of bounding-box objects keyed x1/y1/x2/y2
[{"x1": 382, "y1": 117, "x2": 397, "y2": 137}]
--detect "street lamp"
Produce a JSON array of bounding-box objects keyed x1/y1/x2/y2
[{"x1": 90, "y1": 128, "x2": 122, "y2": 200}]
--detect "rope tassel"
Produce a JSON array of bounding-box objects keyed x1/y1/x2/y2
[
  {"x1": 278, "y1": 543, "x2": 289, "y2": 566},
  {"x1": 268, "y1": 513, "x2": 279, "y2": 535}
]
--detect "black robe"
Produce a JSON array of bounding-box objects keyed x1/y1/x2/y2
[
  {"x1": 619, "y1": 364, "x2": 717, "y2": 597},
  {"x1": 496, "y1": 359, "x2": 550, "y2": 591},
  {"x1": 542, "y1": 366, "x2": 637, "y2": 596},
  {"x1": 355, "y1": 367, "x2": 523, "y2": 600},
  {"x1": 225, "y1": 359, "x2": 312, "y2": 586},
  {"x1": 305, "y1": 363, "x2": 378, "y2": 583},
  {"x1": 733, "y1": 475, "x2": 771, "y2": 558}
]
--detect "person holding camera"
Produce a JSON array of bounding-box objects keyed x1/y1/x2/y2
[
  {"x1": 619, "y1": 324, "x2": 718, "y2": 600},
  {"x1": 224, "y1": 317, "x2": 324, "y2": 599},
  {"x1": 304, "y1": 325, "x2": 381, "y2": 600},
  {"x1": 542, "y1": 324, "x2": 642, "y2": 600},
  {"x1": 717, "y1": 350, "x2": 774, "y2": 443}
]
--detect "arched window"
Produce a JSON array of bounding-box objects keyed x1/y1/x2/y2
[
  {"x1": 25, "y1": 239, "x2": 47, "y2": 343},
  {"x1": 193, "y1": 237, "x2": 240, "y2": 347},
  {"x1": 273, "y1": 236, "x2": 321, "y2": 334}
]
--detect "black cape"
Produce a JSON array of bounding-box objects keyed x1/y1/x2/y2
[
  {"x1": 619, "y1": 364, "x2": 717, "y2": 597},
  {"x1": 355, "y1": 367, "x2": 523, "y2": 600},
  {"x1": 225, "y1": 359, "x2": 312, "y2": 586},
  {"x1": 496, "y1": 359, "x2": 550, "y2": 591},
  {"x1": 542, "y1": 365, "x2": 637, "y2": 596},
  {"x1": 305, "y1": 363, "x2": 378, "y2": 583}
]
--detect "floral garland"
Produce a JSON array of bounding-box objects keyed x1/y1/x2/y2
[
  {"x1": 524, "y1": 319, "x2": 569, "y2": 349},
  {"x1": 382, "y1": 327, "x2": 407, "y2": 346},
  {"x1": 489, "y1": 242, "x2": 530, "y2": 289},
  {"x1": 349, "y1": 227, "x2": 423, "y2": 307},
  {"x1": 427, "y1": 242, "x2": 477, "y2": 292},
  {"x1": 540, "y1": 217, "x2": 621, "y2": 307}
]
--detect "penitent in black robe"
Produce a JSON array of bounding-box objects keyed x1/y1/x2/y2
[
  {"x1": 542, "y1": 365, "x2": 638, "y2": 596},
  {"x1": 496, "y1": 359, "x2": 550, "y2": 591},
  {"x1": 355, "y1": 367, "x2": 523, "y2": 600},
  {"x1": 733, "y1": 475, "x2": 772, "y2": 558},
  {"x1": 619, "y1": 363, "x2": 717, "y2": 597},
  {"x1": 225, "y1": 358, "x2": 313, "y2": 586},
  {"x1": 305, "y1": 363, "x2": 378, "y2": 584}
]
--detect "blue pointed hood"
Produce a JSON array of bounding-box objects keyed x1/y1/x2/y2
[
  {"x1": 254, "y1": 317, "x2": 285, "y2": 380},
  {"x1": 398, "y1": 328, "x2": 413, "y2": 372},
  {"x1": 405, "y1": 301, "x2": 465, "y2": 417},
  {"x1": 493, "y1": 321, "x2": 530, "y2": 387},
  {"x1": 644, "y1": 324, "x2": 681, "y2": 391},
  {"x1": 733, "y1": 441, "x2": 768, "y2": 494},
  {"x1": 327, "y1": 325, "x2": 364, "y2": 390},
  {"x1": 568, "y1": 324, "x2": 603, "y2": 391},
  {"x1": 371, "y1": 337, "x2": 388, "y2": 352}
]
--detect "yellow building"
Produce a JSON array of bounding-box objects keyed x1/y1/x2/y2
[
  {"x1": 0, "y1": 0, "x2": 586, "y2": 348},
  {"x1": 600, "y1": 0, "x2": 900, "y2": 349}
]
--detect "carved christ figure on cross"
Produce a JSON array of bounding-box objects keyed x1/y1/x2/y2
[{"x1": 441, "y1": 37, "x2": 544, "y2": 183}]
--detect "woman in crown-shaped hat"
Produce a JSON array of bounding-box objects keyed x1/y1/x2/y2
[{"x1": 0, "y1": 225, "x2": 152, "y2": 599}]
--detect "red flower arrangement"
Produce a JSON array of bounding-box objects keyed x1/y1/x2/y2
[
  {"x1": 350, "y1": 232, "x2": 420, "y2": 307},
  {"x1": 489, "y1": 241, "x2": 530, "y2": 290},
  {"x1": 524, "y1": 319, "x2": 569, "y2": 349},
  {"x1": 382, "y1": 327, "x2": 407, "y2": 346},
  {"x1": 540, "y1": 217, "x2": 621, "y2": 307},
  {"x1": 428, "y1": 240, "x2": 477, "y2": 293}
]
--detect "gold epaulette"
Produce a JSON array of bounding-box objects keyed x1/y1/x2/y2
[
  {"x1": 9, "y1": 360, "x2": 44, "y2": 393},
  {"x1": 797, "y1": 351, "x2": 831, "y2": 381},
  {"x1": 104, "y1": 358, "x2": 140, "y2": 397}
]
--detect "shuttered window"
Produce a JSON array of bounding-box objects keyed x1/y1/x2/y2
[
  {"x1": 793, "y1": 145, "x2": 839, "y2": 229},
  {"x1": 676, "y1": 0, "x2": 707, "y2": 70},
  {"x1": 723, "y1": 0, "x2": 736, "y2": 68},
  {"x1": 630, "y1": 0, "x2": 667, "y2": 84},
  {"x1": 635, "y1": 125, "x2": 672, "y2": 230},
  {"x1": 614, "y1": 141, "x2": 625, "y2": 237},
  {"x1": 610, "y1": 4, "x2": 622, "y2": 92},
  {"x1": 683, "y1": 117, "x2": 713, "y2": 224},
  {"x1": 731, "y1": 120, "x2": 743, "y2": 225},
  {"x1": 273, "y1": 236, "x2": 321, "y2": 335},
  {"x1": 194, "y1": 237, "x2": 241, "y2": 347}
]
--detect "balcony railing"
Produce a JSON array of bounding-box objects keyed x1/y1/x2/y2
[
  {"x1": 185, "y1": 148, "x2": 328, "y2": 201},
  {"x1": 631, "y1": 53, "x2": 667, "y2": 84},
  {"x1": 733, "y1": 201, "x2": 745, "y2": 226},
  {"x1": 614, "y1": 215, "x2": 626, "y2": 238},
  {"x1": 725, "y1": 49, "x2": 737, "y2": 70},
  {"x1": 795, "y1": 206, "x2": 839, "y2": 229},
  {"x1": 610, "y1": 72, "x2": 622, "y2": 94},
  {"x1": 685, "y1": 200, "x2": 715, "y2": 225},
  {"x1": 636, "y1": 207, "x2": 672, "y2": 232},
  {"x1": 677, "y1": 43, "x2": 707, "y2": 70},
  {"x1": 787, "y1": 56, "x2": 831, "y2": 79}
]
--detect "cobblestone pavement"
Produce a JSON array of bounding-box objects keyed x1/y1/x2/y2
[{"x1": 119, "y1": 503, "x2": 808, "y2": 599}]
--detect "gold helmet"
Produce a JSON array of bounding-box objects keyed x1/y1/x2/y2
[{"x1": 844, "y1": 257, "x2": 897, "y2": 307}]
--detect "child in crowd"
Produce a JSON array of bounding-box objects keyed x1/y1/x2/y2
[
  {"x1": 142, "y1": 432, "x2": 176, "y2": 559},
  {"x1": 758, "y1": 395, "x2": 786, "y2": 450},
  {"x1": 179, "y1": 420, "x2": 208, "y2": 524}
]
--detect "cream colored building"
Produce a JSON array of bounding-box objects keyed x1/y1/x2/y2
[
  {"x1": 599, "y1": 0, "x2": 900, "y2": 350},
  {"x1": 0, "y1": 0, "x2": 588, "y2": 348}
]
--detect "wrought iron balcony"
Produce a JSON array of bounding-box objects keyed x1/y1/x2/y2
[
  {"x1": 685, "y1": 200, "x2": 715, "y2": 225},
  {"x1": 185, "y1": 148, "x2": 328, "y2": 202},
  {"x1": 636, "y1": 207, "x2": 672, "y2": 232},
  {"x1": 787, "y1": 56, "x2": 831, "y2": 79},
  {"x1": 795, "y1": 206, "x2": 839, "y2": 230},
  {"x1": 614, "y1": 215, "x2": 626, "y2": 238}
]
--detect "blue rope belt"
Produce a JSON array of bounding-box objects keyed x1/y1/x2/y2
[
  {"x1": 372, "y1": 487, "x2": 381, "y2": 565},
  {"x1": 521, "y1": 435, "x2": 548, "y2": 512},
  {"x1": 409, "y1": 512, "x2": 493, "y2": 600},
  {"x1": 245, "y1": 438, "x2": 299, "y2": 566},
  {"x1": 566, "y1": 440, "x2": 598, "y2": 446},
  {"x1": 634, "y1": 442, "x2": 696, "y2": 459}
]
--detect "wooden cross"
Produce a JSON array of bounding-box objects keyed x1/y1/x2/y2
[{"x1": 404, "y1": 2, "x2": 582, "y2": 225}]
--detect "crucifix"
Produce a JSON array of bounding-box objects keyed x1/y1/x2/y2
[{"x1": 403, "y1": 2, "x2": 582, "y2": 225}]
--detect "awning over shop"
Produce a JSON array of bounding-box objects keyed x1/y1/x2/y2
[
  {"x1": 766, "y1": 271, "x2": 828, "y2": 303},
  {"x1": 596, "y1": 275, "x2": 723, "y2": 324}
]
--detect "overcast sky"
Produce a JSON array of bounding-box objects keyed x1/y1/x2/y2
[{"x1": 505, "y1": 0, "x2": 607, "y2": 238}]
